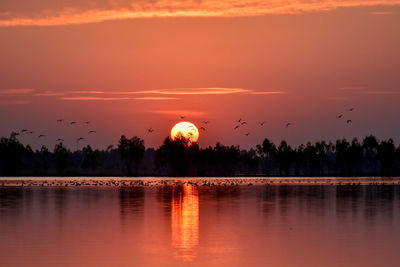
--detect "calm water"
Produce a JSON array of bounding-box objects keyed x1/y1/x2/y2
[{"x1": 1, "y1": 178, "x2": 400, "y2": 267}]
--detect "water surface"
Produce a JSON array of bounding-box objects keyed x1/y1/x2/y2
[{"x1": 1, "y1": 178, "x2": 400, "y2": 267}]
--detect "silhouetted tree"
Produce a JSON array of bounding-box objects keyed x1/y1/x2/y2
[
  {"x1": 118, "y1": 136, "x2": 145, "y2": 175},
  {"x1": 0, "y1": 137, "x2": 26, "y2": 175},
  {"x1": 362, "y1": 135, "x2": 379, "y2": 174},
  {"x1": 54, "y1": 142, "x2": 69, "y2": 175},
  {"x1": 378, "y1": 139, "x2": 396, "y2": 176}
]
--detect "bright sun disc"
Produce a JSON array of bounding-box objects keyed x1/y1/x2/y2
[{"x1": 170, "y1": 121, "x2": 199, "y2": 143}]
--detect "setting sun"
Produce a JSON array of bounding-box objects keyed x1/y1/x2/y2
[{"x1": 170, "y1": 122, "x2": 199, "y2": 143}]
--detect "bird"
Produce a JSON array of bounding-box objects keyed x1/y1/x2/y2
[
  {"x1": 244, "y1": 132, "x2": 250, "y2": 136},
  {"x1": 84, "y1": 121, "x2": 91, "y2": 124},
  {"x1": 20, "y1": 129, "x2": 28, "y2": 133},
  {"x1": 199, "y1": 127, "x2": 206, "y2": 131},
  {"x1": 38, "y1": 135, "x2": 46, "y2": 138},
  {"x1": 180, "y1": 115, "x2": 185, "y2": 119},
  {"x1": 349, "y1": 108, "x2": 354, "y2": 111},
  {"x1": 88, "y1": 130, "x2": 96, "y2": 134},
  {"x1": 346, "y1": 120, "x2": 352, "y2": 124},
  {"x1": 28, "y1": 131, "x2": 34, "y2": 134},
  {"x1": 241, "y1": 121, "x2": 247, "y2": 125},
  {"x1": 57, "y1": 119, "x2": 64, "y2": 123},
  {"x1": 147, "y1": 128, "x2": 154, "y2": 133},
  {"x1": 203, "y1": 121, "x2": 210, "y2": 124},
  {"x1": 77, "y1": 137, "x2": 85, "y2": 141},
  {"x1": 56, "y1": 138, "x2": 64, "y2": 142},
  {"x1": 234, "y1": 125, "x2": 240, "y2": 130},
  {"x1": 10, "y1": 132, "x2": 19, "y2": 139},
  {"x1": 70, "y1": 121, "x2": 77, "y2": 125},
  {"x1": 259, "y1": 121, "x2": 266, "y2": 126},
  {"x1": 337, "y1": 114, "x2": 343, "y2": 119},
  {"x1": 286, "y1": 123, "x2": 292, "y2": 127},
  {"x1": 237, "y1": 118, "x2": 242, "y2": 123}
]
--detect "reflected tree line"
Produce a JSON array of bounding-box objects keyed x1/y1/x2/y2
[{"x1": 1, "y1": 134, "x2": 400, "y2": 176}]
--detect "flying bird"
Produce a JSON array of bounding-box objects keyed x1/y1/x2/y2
[
  {"x1": 180, "y1": 115, "x2": 185, "y2": 119},
  {"x1": 286, "y1": 123, "x2": 292, "y2": 127},
  {"x1": 84, "y1": 121, "x2": 91, "y2": 124},
  {"x1": 245, "y1": 132, "x2": 250, "y2": 136},
  {"x1": 70, "y1": 121, "x2": 77, "y2": 125},
  {"x1": 88, "y1": 130, "x2": 96, "y2": 134},
  {"x1": 203, "y1": 121, "x2": 210, "y2": 124},
  {"x1": 56, "y1": 138, "x2": 64, "y2": 142},
  {"x1": 346, "y1": 120, "x2": 352, "y2": 124},
  {"x1": 337, "y1": 114, "x2": 343, "y2": 119},
  {"x1": 20, "y1": 129, "x2": 28, "y2": 133},
  {"x1": 28, "y1": 131, "x2": 34, "y2": 134},
  {"x1": 57, "y1": 119, "x2": 64, "y2": 123},
  {"x1": 349, "y1": 108, "x2": 355, "y2": 111},
  {"x1": 199, "y1": 127, "x2": 206, "y2": 131},
  {"x1": 38, "y1": 135, "x2": 46, "y2": 138},
  {"x1": 241, "y1": 121, "x2": 247, "y2": 126},
  {"x1": 234, "y1": 125, "x2": 240, "y2": 130},
  {"x1": 259, "y1": 121, "x2": 266, "y2": 126},
  {"x1": 237, "y1": 118, "x2": 242, "y2": 123},
  {"x1": 147, "y1": 128, "x2": 154, "y2": 133},
  {"x1": 10, "y1": 132, "x2": 19, "y2": 139}
]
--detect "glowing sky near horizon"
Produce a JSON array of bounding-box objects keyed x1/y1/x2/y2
[{"x1": 0, "y1": 1, "x2": 400, "y2": 150}]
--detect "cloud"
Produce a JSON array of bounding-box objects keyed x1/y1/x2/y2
[
  {"x1": 68, "y1": 88, "x2": 285, "y2": 96},
  {"x1": 249, "y1": 91, "x2": 286, "y2": 95},
  {"x1": 134, "y1": 97, "x2": 180, "y2": 100},
  {"x1": 150, "y1": 109, "x2": 207, "y2": 117},
  {"x1": 327, "y1": 96, "x2": 349, "y2": 101},
  {"x1": 0, "y1": 89, "x2": 34, "y2": 95},
  {"x1": 0, "y1": 100, "x2": 32, "y2": 105},
  {"x1": 339, "y1": 86, "x2": 367, "y2": 91},
  {"x1": 369, "y1": 11, "x2": 393, "y2": 14},
  {"x1": 364, "y1": 90, "x2": 400, "y2": 95},
  {"x1": 59, "y1": 96, "x2": 179, "y2": 101},
  {"x1": 60, "y1": 96, "x2": 135, "y2": 101},
  {"x1": 1, "y1": 0, "x2": 399, "y2": 27}
]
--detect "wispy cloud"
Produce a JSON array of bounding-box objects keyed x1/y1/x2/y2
[
  {"x1": 68, "y1": 88, "x2": 284, "y2": 96},
  {"x1": 364, "y1": 90, "x2": 400, "y2": 95},
  {"x1": 0, "y1": 89, "x2": 34, "y2": 95},
  {"x1": 327, "y1": 96, "x2": 349, "y2": 101},
  {"x1": 1, "y1": 0, "x2": 399, "y2": 27},
  {"x1": 60, "y1": 96, "x2": 179, "y2": 101},
  {"x1": 339, "y1": 86, "x2": 367, "y2": 91},
  {"x1": 150, "y1": 109, "x2": 207, "y2": 117},
  {"x1": 134, "y1": 97, "x2": 180, "y2": 100},
  {"x1": 249, "y1": 91, "x2": 286, "y2": 95},
  {"x1": 369, "y1": 11, "x2": 393, "y2": 14},
  {"x1": 60, "y1": 96, "x2": 135, "y2": 101},
  {"x1": 0, "y1": 100, "x2": 32, "y2": 105}
]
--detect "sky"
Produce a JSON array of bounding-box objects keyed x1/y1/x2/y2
[{"x1": 0, "y1": 0, "x2": 400, "y2": 150}]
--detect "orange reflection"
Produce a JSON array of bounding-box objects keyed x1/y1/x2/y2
[{"x1": 171, "y1": 184, "x2": 199, "y2": 262}]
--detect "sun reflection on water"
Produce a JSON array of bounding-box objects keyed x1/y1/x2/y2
[{"x1": 171, "y1": 184, "x2": 199, "y2": 262}]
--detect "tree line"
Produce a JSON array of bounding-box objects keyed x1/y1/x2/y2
[{"x1": 1, "y1": 134, "x2": 400, "y2": 176}]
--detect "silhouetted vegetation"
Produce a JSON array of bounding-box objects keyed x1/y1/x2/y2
[{"x1": 1, "y1": 133, "x2": 400, "y2": 176}]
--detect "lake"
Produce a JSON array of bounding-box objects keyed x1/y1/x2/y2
[{"x1": 1, "y1": 177, "x2": 400, "y2": 267}]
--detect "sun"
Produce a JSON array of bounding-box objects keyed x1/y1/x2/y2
[{"x1": 170, "y1": 122, "x2": 199, "y2": 143}]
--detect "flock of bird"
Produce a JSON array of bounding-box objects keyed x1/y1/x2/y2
[
  {"x1": 10, "y1": 107, "x2": 356, "y2": 148},
  {"x1": 1, "y1": 176, "x2": 399, "y2": 188},
  {"x1": 144, "y1": 107, "x2": 356, "y2": 139},
  {"x1": 11, "y1": 119, "x2": 97, "y2": 149}
]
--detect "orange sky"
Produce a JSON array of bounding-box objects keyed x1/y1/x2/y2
[{"x1": 0, "y1": 1, "x2": 400, "y2": 150}]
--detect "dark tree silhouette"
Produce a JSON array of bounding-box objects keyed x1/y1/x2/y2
[
  {"x1": 118, "y1": 135, "x2": 145, "y2": 175},
  {"x1": 0, "y1": 137, "x2": 26, "y2": 175},
  {"x1": 0, "y1": 132, "x2": 400, "y2": 177},
  {"x1": 54, "y1": 142, "x2": 69, "y2": 174}
]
